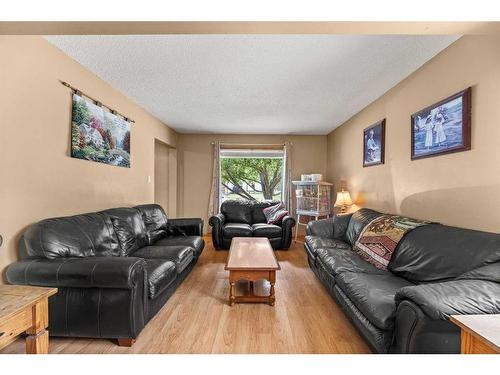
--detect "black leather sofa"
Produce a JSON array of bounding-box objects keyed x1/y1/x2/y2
[
  {"x1": 305, "y1": 208, "x2": 500, "y2": 354},
  {"x1": 209, "y1": 200, "x2": 296, "y2": 250},
  {"x1": 6, "y1": 204, "x2": 204, "y2": 346}
]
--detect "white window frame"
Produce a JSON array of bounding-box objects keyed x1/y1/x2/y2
[{"x1": 219, "y1": 148, "x2": 285, "y2": 204}]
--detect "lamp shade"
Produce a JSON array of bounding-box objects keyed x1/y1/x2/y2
[{"x1": 334, "y1": 190, "x2": 353, "y2": 207}]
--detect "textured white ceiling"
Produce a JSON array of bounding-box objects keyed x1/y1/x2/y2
[{"x1": 45, "y1": 35, "x2": 458, "y2": 135}]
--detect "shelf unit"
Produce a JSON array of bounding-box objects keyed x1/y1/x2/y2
[{"x1": 292, "y1": 180, "x2": 333, "y2": 241}]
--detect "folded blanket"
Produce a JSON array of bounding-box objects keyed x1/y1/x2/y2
[{"x1": 354, "y1": 214, "x2": 430, "y2": 270}]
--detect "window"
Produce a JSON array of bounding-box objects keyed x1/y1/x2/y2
[{"x1": 220, "y1": 148, "x2": 284, "y2": 203}]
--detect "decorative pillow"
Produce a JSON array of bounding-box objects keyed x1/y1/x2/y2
[{"x1": 262, "y1": 202, "x2": 289, "y2": 224}]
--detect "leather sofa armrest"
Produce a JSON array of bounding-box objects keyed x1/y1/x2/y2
[
  {"x1": 209, "y1": 213, "x2": 225, "y2": 226},
  {"x1": 208, "y1": 213, "x2": 225, "y2": 249},
  {"x1": 306, "y1": 217, "x2": 334, "y2": 238},
  {"x1": 6, "y1": 257, "x2": 146, "y2": 290},
  {"x1": 394, "y1": 299, "x2": 461, "y2": 353},
  {"x1": 281, "y1": 215, "x2": 296, "y2": 249},
  {"x1": 395, "y1": 279, "x2": 500, "y2": 321},
  {"x1": 168, "y1": 218, "x2": 204, "y2": 236}
]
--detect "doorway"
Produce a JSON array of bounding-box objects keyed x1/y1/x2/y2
[{"x1": 154, "y1": 139, "x2": 177, "y2": 217}]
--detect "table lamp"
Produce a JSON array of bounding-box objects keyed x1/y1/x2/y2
[{"x1": 334, "y1": 189, "x2": 353, "y2": 214}]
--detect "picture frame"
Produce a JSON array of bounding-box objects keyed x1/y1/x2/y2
[
  {"x1": 411, "y1": 87, "x2": 471, "y2": 160},
  {"x1": 363, "y1": 119, "x2": 386, "y2": 167}
]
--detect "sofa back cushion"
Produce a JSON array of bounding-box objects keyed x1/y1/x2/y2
[
  {"x1": 135, "y1": 204, "x2": 168, "y2": 244},
  {"x1": 251, "y1": 201, "x2": 281, "y2": 223},
  {"x1": 22, "y1": 212, "x2": 120, "y2": 259},
  {"x1": 333, "y1": 213, "x2": 353, "y2": 241},
  {"x1": 220, "y1": 200, "x2": 253, "y2": 224},
  {"x1": 101, "y1": 208, "x2": 148, "y2": 256},
  {"x1": 345, "y1": 208, "x2": 382, "y2": 245},
  {"x1": 389, "y1": 224, "x2": 500, "y2": 283},
  {"x1": 220, "y1": 200, "x2": 282, "y2": 225}
]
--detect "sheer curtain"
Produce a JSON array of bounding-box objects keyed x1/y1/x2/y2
[
  {"x1": 282, "y1": 141, "x2": 292, "y2": 212},
  {"x1": 208, "y1": 141, "x2": 221, "y2": 218}
]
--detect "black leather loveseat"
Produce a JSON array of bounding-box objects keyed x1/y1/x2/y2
[
  {"x1": 305, "y1": 208, "x2": 500, "y2": 354},
  {"x1": 6, "y1": 204, "x2": 204, "y2": 346},
  {"x1": 209, "y1": 200, "x2": 296, "y2": 250}
]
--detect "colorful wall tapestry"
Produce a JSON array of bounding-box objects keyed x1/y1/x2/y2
[{"x1": 71, "y1": 94, "x2": 131, "y2": 168}]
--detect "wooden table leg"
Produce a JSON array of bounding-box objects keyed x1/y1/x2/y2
[
  {"x1": 229, "y1": 280, "x2": 236, "y2": 306},
  {"x1": 25, "y1": 298, "x2": 49, "y2": 354},
  {"x1": 269, "y1": 271, "x2": 276, "y2": 306}
]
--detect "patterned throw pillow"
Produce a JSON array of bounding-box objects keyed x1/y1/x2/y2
[{"x1": 262, "y1": 202, "x2": 289, "y2": 224}]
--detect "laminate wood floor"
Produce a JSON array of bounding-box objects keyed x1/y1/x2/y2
[{"x1": 0, "y1": 237, "x2": 371, "y2": 354}]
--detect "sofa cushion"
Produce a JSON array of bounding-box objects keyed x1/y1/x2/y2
[
  {"x1": 336, "y1": 271, "x2": 414, "y2": 330},
  {"x1": 144, "y1": 259, "x2": 177, "y2": 299},
  {"x1": 220, "y1": 201, "x2": 253, "y2": 225},
  {"x1": 222, "y1": 223, "x2": 253, "y2": 238},
  {"x1": 153, "y1": 235, "x2": 205, "y2": 257},
  {"x1": 345, "y1": 208, "x2": 382, "y2": 246},
  {"x1": 333, "y1": 285, "x2": 394, "y2": 353},
  {"x1": 251, "y1": 223, "x2": 282, "y2": 238},
  {"x1": 100, "y1": 208, "x2": 148, "y2": 256},
  {"x1": 305, "y1": 235, "x2": 351, "y2": 257},
  {"x1": 317, "y1": 247, "x2": 386, "y2": 276},
  {"x1": 395, "y1": 279, "x2": 500, "y2": 320},
  {"x1": 22, "y1": 212, "x2": 120, "y2": 259},
  {"x1": 333, "y1": 213, "x2": 353, "y2": 241},
  {"x1": 133, "y1": 245, "x2": 194, "y2": 273},
  {"x1": 389, "y1": 224, "x2": 500, "y2": 283},
  {"x1": 458, "y1": 262, "x2": 500, "y2": 283},
  {"x1": 135, "y1": 204, "x2": 168, "y2": 245}
]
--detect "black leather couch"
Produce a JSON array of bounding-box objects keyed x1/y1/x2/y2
[
  {"x1": 305, "y1": 208, "x2": 500, "y2": 354},
  {"x1": 209, "y1": 200, "x2": 296, "y2": 250},
  {"x1": 6, "y1": 204, "x2": 204, "y2": 345}
]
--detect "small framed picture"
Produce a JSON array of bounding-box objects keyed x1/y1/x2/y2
[
  {"x1": 363, "y1": 119, "x2": 386, "y2": 167},
  {"x1": 411, "y1": 87, "x2": 471, "y2": 160}
]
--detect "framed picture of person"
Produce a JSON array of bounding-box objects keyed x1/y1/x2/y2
[
  {"x1": 363, "y1": 119, "x2": 386, "y2": 167},
  {"x1": 411, "y1": 87, "x2": 471, "y2": 160}
]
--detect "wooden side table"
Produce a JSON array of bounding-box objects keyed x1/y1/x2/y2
[
  {"x1": 0, "y1": 285, "x2": 57, "y2": 354},
  {"x1": 450, "y1": 314, "x2": 500, "y2": 354}
]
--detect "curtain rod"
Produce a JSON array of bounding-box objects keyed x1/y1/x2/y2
[
  {"x1": 60, "y1": 80, "x2": 135, "y2": 123},
  {"x1": 210, "y1": 142, "x2": 291, "y2": 146}
]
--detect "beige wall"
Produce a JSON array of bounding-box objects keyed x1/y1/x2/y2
[
  {"x1": 177, "y1": 134, "x2": 327, "y2": 233},
  {"x1": 327, "y1": 35, "x2": 500, "y2": 233},
  {"x1": 0, "y1": 36, "x2": 178, "y2": 282}
]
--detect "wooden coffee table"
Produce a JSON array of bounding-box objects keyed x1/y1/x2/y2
[
  {"x1": 0, "y1": 285, "x2": 57, "y2": 354},
  {"x1": 225, "y1": 237, "x2": 280, "y2": 306}
]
